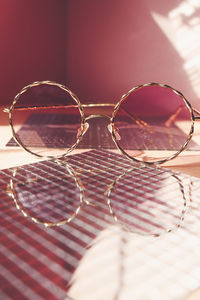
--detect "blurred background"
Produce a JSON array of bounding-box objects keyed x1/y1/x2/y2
[{"x1": 0, "y1": 0, "x2": 200, "y2": 108}]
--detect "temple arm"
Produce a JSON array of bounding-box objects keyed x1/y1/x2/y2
[{"x1": 3, "y1": 103, "x2": 115, "y2": 113}]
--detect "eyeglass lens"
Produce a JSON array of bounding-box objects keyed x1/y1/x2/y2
[
  {"x1": 11, "y1": 84, "x2": 82, "y2": 157},
  {"x1": 113, "y1": 85, "x2": 193, "y2": 163}
]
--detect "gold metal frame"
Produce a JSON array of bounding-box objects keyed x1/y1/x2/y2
[
  {"x1": 5, "y1": 80, "x2": 200, "y2": 165},
  {"x1": 8, "y1": 81, "x2": 86, "y2": 159},
  {"x1": 111, "y1": 82, "x2": 200, "y2": 165}
]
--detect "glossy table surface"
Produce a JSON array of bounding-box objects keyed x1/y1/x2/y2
[{"x1": 1, "y1": 107, "x2": 200, "y2": 300}]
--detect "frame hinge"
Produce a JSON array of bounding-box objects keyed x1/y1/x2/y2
[{"x1": 193, "y1": 108, "x2": 200, "y2": 120}]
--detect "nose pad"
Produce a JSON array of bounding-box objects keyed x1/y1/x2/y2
[
  {"x1": 77, "y1": 122, "x2": 89, "y2": 139},
  {"x1": 107, "y1": 124, "x2": 121, "y2": 141}
]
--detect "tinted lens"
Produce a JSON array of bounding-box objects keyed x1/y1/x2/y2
[
  {"x1": 113, "y1": 84, "x2": 193, "y2": 163},
  {"x1": 11, "y1": 83, "x2": 82, "y2": 157}
]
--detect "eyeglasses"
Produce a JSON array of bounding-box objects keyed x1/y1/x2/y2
[{"x1": 5, "y1": 80, "x2": 200, "y2": 165}]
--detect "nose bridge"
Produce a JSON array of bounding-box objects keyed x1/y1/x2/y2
[
  {"x1": 83, "y1": 103, "x2": 114, "y2": 121},
  {"x1": 85, "y1": 114, "x2": 111, "y2": 121}
]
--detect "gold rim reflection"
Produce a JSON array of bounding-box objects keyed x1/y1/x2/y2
[
  {"x1": 8, "y1": 159, "x2": 85, "y2": 227},
  {"x1": 106, "y1": 166, "x2": 188, "y2": 236}
]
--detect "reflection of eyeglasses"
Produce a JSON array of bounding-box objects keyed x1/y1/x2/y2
[
  {"x1": 8, "y1": 159, "x2": 84, "y2": 227},
  {"x1": 7, "y1": 151, "x2": 188, "y2": 236},
  {"x1": 106, "y1": 166, "x2": 187, "y2": 236},
  {"x1": 5, "y1": 80, "x2": 200, "y2": 165}
]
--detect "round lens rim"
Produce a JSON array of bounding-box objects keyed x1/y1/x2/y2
[
  {"x1": 111, "y1": 82, "x2": 195, "y2": 165},
  {"x1": 9, "y1": 80, "x2": 85, "y2": 159}
]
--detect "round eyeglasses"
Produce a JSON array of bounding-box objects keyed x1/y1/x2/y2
[{"x1": 5, "y1": 80, "x2": 200, "y2": 165}]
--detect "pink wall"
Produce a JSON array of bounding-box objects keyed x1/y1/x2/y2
[
  {"x1": 1, "y1": 0, "x2": 200, "y2": 110},
  {"x1": 0, "y1": 0, "x2": 66, "y2": 106},
  {"x1": 65, "y1": 0, "x2": 200, "y2": 109}
]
